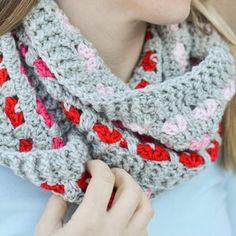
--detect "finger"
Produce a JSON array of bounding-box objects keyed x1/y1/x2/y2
[
  {"x1": 108, "y1": 168, "x2": 143, "y2": 227},
  {"x1": 36, "y1": 194, "x2": 69, "y2": 234},
  {"x1": 74, "y1": 160, "x2": 115, "y2": 217},
  {"x1": 142, "y1": 229, "x2": 149, "y2": 236},
  {"x1": 128, "y1": 193, "x2": 155, "y2": 232}
]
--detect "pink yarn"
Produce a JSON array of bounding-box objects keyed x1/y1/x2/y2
[
  {"x1": 52, "y1": 137, "x2": 65, "y2": 149},
  {"x1": 161, "y1": 114, "x2": 187, "y2": 135},
  {"x1": 223, "y1": 80, "x2": 236, "y2": 101},
  {"x1": 96, "y1": 83, "x2": 114, "y2": 96},
  {"x1": 34, "y1": 58, "x2": 55, "y2": 78},
  {"x1": 127, "y1": 123, "x2": 147, "y2": 135},
  {"x1": 36, "y1": 97, "x2": 55, "y2": 128},
  {"x1": 193, "y1": 99, "x2": 218, "y2": 120},
  {"x1": 189, "y1": 134, "x2": 211, "y2": 151},
  {"x1": 20, "y1": 63, "x2": 32, "y2": 85},
  {"x1": 19, "y1": 43, "x2": 28, "y2": 58},
  {"x1": 144, "y1": 188, "x2": 153, "y2": 199},
  {"x1": 169, "y1": 24, "x2": 179, "y2": 32},
  {"x1": 20, "y1": 63, "x2": 26, "y2": 75},
  {"x1": 77, "y1": 42, "x2": 97, "y2": 71},
  {"x1": 173, "y1": 42, "x2": 188, "y2": 71}
]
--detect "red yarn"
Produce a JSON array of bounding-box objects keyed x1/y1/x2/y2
[
  {"x1": 218, "y1": 123, "x2": 223, "y2": 136},
  {"x1": 135, "y1": 79, "x2": 150, "y2": 89},
  {"x1": 189, "y1": 57, "x2": 202, "y2": 67},
  {"x1": 179, "y1": 152, "x2": 205, "y2": 168},
  {"x1": 207, "y1": 140, "x2": 220, "y2": 162},
  {"x1": 137, "y1": 143, "x2": 170, "y2": 161},
  {"x1": 93, "y1": 123, "x2": 122, "y2": 144},
  {"x1": 19, "y1": 139, "x2": 33, "y2": 152},
  {"x1": 0, "y1": 68, "x2": 9, "y2": 86},
  {"x1": 145, "y1": 31, "x2": 154, "y2": 41},
  {"x1": 40, "y1": 182, "x2": 65, "y2": 194},
  {"x1": 134, "y1": 132, "x2": 157, "y2": 143},
  {"x1": 119, "y1": 139, "x2": 128, "y2": 149},
  {"x1": 0, "y1": 54, "x2": 3, "y2": 63},
  {"x1": 107, "y1": 188, "x2": 117, "y2": 210},
  {"x1": 76, "y1": 171, "x2": 92, "y2": 192},
  {"x1": 61, "y1": 102, "x2": 81, "y2": 125},
  {"x1": 111, "y1": 120, "x2": 126, "y2": 130},
  {"x1": 140, "y1": 51, "x2": 157, "y2": 72},
  {"x1": 4, "y1": 97, "x2": 24, "y2": 128}
]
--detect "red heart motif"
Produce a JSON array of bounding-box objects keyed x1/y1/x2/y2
[
  {"x1": 76, "y1": 171, "x2": 92, "y2": 192},
  {"x1": 119, "y1": 139, "x2": 128, "y2": 149},
  {"x1": 93, "y1": 123, "x2": 122, "y2": 144},
  {"x1": 0, "y1": 68, "x2": 9, "y2": 86},
  {"x1": 137, "y1": 143, "x2": 170, "y2": 161},
  {"x1": 207, "y1": 140, "x2": 220, "y2": 162},
  {"x1": 61, "y1": 102, "x2": 81, "y2": 125},
  {"x1": 145, "y1": 31, "x2": 154, "y2": 41},
  {"x1": 40, "y1": 182, "x2": 65, "y2": 194},
  {"x1": 179, "y1": 152, "x2": 205, "y2": 168},
  {"x1": 4, "y1": 97, "x2": 25, "y2": 128},
  {"x1": 135, "y1": 79, "x2": 150, "y2": 89},
  {"x1": 140, "y1": 51, "x2": 158, "y2": 72},
  {"x1": 19, "y1": 139, "x2": 33, "y2": 152}
]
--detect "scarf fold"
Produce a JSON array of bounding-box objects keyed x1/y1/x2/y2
[{"x1": 0, "y1": 0, "x2": 235, "y2": 204}]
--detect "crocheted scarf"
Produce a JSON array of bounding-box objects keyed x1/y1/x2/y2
[{"x1": 0, "y1": 0, "x2": 235, "y2": 204}]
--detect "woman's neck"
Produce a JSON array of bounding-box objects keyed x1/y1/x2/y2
[{"x1": 56, "y1": 0, "x2": 147, "y2": 83}]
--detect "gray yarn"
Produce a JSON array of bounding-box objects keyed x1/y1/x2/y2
[{"x1": 0, "y1": 0, "x2": 235, "y2": 204}]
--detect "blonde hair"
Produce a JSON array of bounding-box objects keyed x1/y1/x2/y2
[
  {"x1": 0, "y1": 0, "x2": 236, "y2": 171},
  {"x1": 191, "y1": 0, "x2": 236, "y2": 172}
]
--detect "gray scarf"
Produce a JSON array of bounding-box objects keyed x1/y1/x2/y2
[{"x1": 0, "y1": 0, "x2": 235, "y2": 204}]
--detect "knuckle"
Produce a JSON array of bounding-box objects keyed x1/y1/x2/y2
[
  {"x1": 132, "y1": 184, "x2": 143, "y2": 197},
  {"x1": 91, "y1": 160, "x2": 115, "y2": 183},
  {"x1": 100, "y1": 169, "x2": 115, "y2": 184},
  {"x1": 91, "y1": 159, "x2": 109, "y2": 170},
  {"x1": 111, "y1": 167, "x2": 128, "y2": 178}
]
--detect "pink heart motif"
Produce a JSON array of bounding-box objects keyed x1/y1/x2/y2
[
  {"x1": 223, "y1": 79, "x2": 236, "y2": 101},
  {"x1": 173, "y1": 42, "x2": 188, "y2": 71},
  {"x1": 189, "y1": 134, "x2": 211, "y2": 151},
  {"x1": 169, "y1": 24, "x2": 179, "y2": 32},
  {"x1": 127, "y1": 123, "x2": 147, "y2": 135},
  {"x1": 52, "y1": 137, "x2": 65, "y2": 149},
  {"x1": 144, "y1": 188, "x2": 153, "y2": 199},
  {"x1": 192, "y1": 99, "x2": 218, "y2": 120},
  {"x1": 161, "y1": 114, "x2": 187, "y2": 135},
  {"x1": 36, "y1": 97, "x2": 55, "y2": 128},
  {"x1": 77, "y1": 42, "x2": 97, "y2": 71},
  {"x1": 96, "y1": 83, "x2": 114, "y2": 96}
]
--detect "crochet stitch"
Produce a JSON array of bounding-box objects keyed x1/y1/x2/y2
[{"x1": 0, "y1": 0, "x2": 235, "y2": 204}]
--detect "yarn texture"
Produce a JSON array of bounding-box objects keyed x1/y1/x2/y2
[{"x1": 0, "y1": 0, "x2": 235, "y2": 204}]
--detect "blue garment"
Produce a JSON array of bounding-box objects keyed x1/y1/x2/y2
[{"x1": 0, "y1": 160, "x2": 235, "y2": 236}]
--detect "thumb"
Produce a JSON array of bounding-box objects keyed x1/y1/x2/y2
[{"x1": 35, "y1": 194, "x2": 69, "y2": 235}]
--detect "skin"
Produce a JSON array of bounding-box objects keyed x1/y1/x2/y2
[
  {"x1": 36, "y1": 0, "x2": 192, "y2": 235},
  {"x1": 56, "y1": 0, "x2": 191, "y2": 83}
]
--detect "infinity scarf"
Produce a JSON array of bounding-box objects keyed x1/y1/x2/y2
[{"x1": 0, "y1": 0, "x2": 235, "y2": 204}]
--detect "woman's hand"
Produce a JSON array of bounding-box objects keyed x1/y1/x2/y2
[{"x1": 34, "y1": 160, "x2": 155, "y2": 236}]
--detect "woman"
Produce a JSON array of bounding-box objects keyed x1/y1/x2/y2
[{"x1": 0, "y1": 0, "x2": 236, "y2": 235}]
